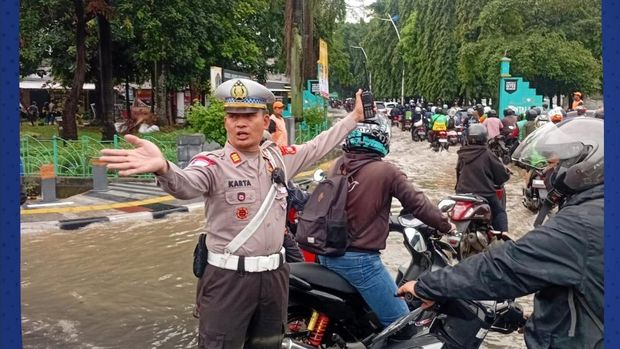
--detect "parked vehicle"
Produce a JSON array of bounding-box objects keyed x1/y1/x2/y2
[{"x1": 375, "y1": 101, "x2": 388, "y2": 118}]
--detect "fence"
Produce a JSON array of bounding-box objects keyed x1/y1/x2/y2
[
  {"x1": 294, "y1": 120, "x2": 331, "y2": 144},
  {"x1": 20, "y1": 135, "x2": 177, "y2": 179}
]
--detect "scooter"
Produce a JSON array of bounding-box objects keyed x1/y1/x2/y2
[
  {"x1": 284, "y1": 213, "x2": 524, "y2": 349},
  {"x1": 437, "y1": 186, "x2": 509, "y2": 261},
  {"x1": 411, "y1": 120, "x2": 427, "y2": 142},
  {"x1": 432, "y1": 130, "x2": 449, "y2": 152},
  {"x1": 521, "y1": 168, "x2": 548, "y2": 213},
  {"x1": 446, "y1": 128, "x2": 459, "y2": 146}
]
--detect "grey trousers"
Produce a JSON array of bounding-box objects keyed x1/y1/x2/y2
[{"x1": 196, "y1": 263, "x2": 290, "y2": 349}]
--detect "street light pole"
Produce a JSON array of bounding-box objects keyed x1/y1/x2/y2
[
  {"x1": 350, "y1": 45, "x2": 372, "y2": 93},
  {"x1": 379, "y1": 15, "x2": 404, "y2": 105}
]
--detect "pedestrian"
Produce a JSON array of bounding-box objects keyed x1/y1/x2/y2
[
  {"x1": 48, "y1": 100, "x2": 56, "y2": 125},
  {"x1": 27, "y1": 101, "x2": 39, "y2": 126},
  {"x1": 100, "y1": 79, "x2": 366, "y2": 349},
  {"x1": 570, "y1": 92, "x2": 584, "y2": 111},
  {"x1": 42, "y1": 102, "x2": 50, "y2": 125},
  {"x1": 398, "y1": 117, "x2": 604, "y2": 349},
  {"x1": 269, "y1": 101, "x2": 288, "y2": 146},
  {"x1": 319, "y1": 115, "x2": 455, "y2": 328},
  {"x1": 482, "y1": 109, "x2": 503, "y2": 139},
  {"x1": 455, "y1": 124, "x2": 510, "y2": 234}
]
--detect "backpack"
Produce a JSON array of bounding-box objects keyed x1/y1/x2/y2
[
  {"x1": 447, "y1": 116, "x2": 455, "y2": 129},
  {"x1": 295, "y1": 166, "x2": 355, "y2": 256}
]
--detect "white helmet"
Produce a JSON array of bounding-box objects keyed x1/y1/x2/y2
[
  {"x1": 483, "y1": 106, "x2": 492, "y2": 114},
  {"x1": 431, "y1": 106, "x2": 437, "y2": 113},
  {"x1": 415, "y1": 107, "x2": 422, "y2": 113}
]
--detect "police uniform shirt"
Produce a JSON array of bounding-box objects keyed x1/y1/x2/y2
[{"x1": 155, "y1": 115, "x2": 357, "y2": 257}]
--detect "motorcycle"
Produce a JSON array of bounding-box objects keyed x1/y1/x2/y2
[
  {"x1": 521, "y1": 168, "x2": 548, "y2": 213},
  {"x1": 446, "y1": 129, "x2": 459, "y2": 146},
  {"x1": 284, "y1": 214, "x2": 524, "y2": 349},
  {"x1": 437, "y1": 186, "x2": 509, "y2": 260},
  {"x1": 431, "y1": 130, "x2": 449, "y2": 152},
  {"x1": 401, "y1": 111, "x2": 413, "y2": 132},
  {"x1": 488, "y1": 134, "x2": 511, "y2": 165},
  {"x1": 411, "y1": 120, "x2": 427, "y2": 142}
]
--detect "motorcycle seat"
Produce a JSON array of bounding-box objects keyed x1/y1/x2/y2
[
  {"x1": 449, "y1": 194, "x2": 487, "y2": 203},
  {"x1": 289, "y1": 262, "x2": 358, "y2": 294}
]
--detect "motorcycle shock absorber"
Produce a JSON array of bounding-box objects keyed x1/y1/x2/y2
[{"x1": 307, "y1": 313, "x2": 330, "y2": 347}]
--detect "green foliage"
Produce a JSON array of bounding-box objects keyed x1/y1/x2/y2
[
  {"x1": 302, "y1": 107, "x2": 329, "y2": 129},
  {"x1": 186, "y1": 97, "x2": 227, "y2": 146}
]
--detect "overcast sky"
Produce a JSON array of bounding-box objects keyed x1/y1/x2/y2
[{"x1": 345, "y1": 0, "x2": 375, "y2": 23}]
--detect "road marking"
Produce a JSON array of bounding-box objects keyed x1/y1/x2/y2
[{"x1": 21, "y1": 195, "x2": 174, "y2": 215}]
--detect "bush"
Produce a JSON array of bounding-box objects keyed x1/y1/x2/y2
[
  {"x1": 302, "y1": 107, "x2": 329, "y2": 128},
  {"x1": 186, "y1": 97, "x2": 227, "y2": 146}
]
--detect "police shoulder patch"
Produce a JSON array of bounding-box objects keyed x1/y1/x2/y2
[
  {"x1": 279, "y1": 145, "x2": 297, "y2": 155},
  {"x1": 188, "y1": 154, "x2": 216, "y2": 168}
]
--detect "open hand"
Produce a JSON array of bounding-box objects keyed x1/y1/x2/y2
[
  {"x1": 396, "y1": 281, "x2": 436, "y2": 309},
  {"x1": 99, "y1": 135, "x2": 168, "y2": 176}
]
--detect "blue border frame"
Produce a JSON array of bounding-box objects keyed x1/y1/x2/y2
[
  {"x1": 0, "y1": 0, "x2": 23, "y2": 347},
  {"x1": 0, "y1": 0, "x2": 617, "y2": 347},
  {"x1": 602, "y1": 0, "x2": 619, "y2": 346}
]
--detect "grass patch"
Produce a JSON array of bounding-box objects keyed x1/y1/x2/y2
[{"x1": 20, "y1": 124, "x2": 196, "y2": 141}]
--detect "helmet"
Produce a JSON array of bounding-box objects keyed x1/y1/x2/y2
[
  {"x1": 443, "y1": 104, "x2": 449, "y2": 109},
  {"x1": 344, "y1": 116, "x2": 391, "y2": 157},
  {"x1": 435, "y1": 108, "x2": 443, "y2": 115},
  {"x1": 503, "y1": 108, "x2": 516, "y2": 117},
  {"x1": 414, "y1": 107, "x2": 421, "y2": 113},
  {"x1": 526, "y1": 108, "x2": 539, "y2": 121},
  {"x1": 467, "y1": 108, "x2": 475, "y2": 116},
  {"x1": 467, "y1": 124, "x2": 488, "y2": 145},
  {"x1": 512, "y1": 117, "x2": 603, "y2": 194},
  {"x1": 475, "y1": 104, "x2": 484, "y2": 112},
  {"x1": 431, "y1": 106, "x2": 437, "y2": 113},
  {"x1": 487, "y1": 109, "x2": 498, "y2": 118},
  {"x1": 483, "y1": 106, "x2": 492, "y2": 114}
]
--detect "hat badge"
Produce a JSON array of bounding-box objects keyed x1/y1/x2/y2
[{"x1": 230, "y1": 80, "x2": 249, "y2": 101}]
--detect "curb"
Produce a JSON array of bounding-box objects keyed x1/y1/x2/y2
[{"x1": 21, "y1": 202, "x2": 205, "y2": 232}]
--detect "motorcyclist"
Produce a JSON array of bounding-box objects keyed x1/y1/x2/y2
[
  {"x1": 399, "y1": 117, "x2": 604, "y2": 349},
  {"x1": 455, "y1": 124, "x2": 510, "y2": 233},
  {"x1": 428, "y1": 107, "x2": 448, "y2": 144},
  {"x1": 521, "y1": 108, "x2": 539, "y2": 140},
  {"x1": 482, "y1": 109, "x2": 503, "y2": 139},
  {"x1": 320, "y1": 115, "x2": 455, "y2": 328},
  {"x1": 502, "y1": 108, "x2": 519, "y2": 150}
]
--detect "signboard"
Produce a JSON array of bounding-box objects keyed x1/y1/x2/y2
[
  {"x1": 317, "y1": 39, "x2": 329, "y2": 98},
  {"x1": 310, "y1": 81, "x2": 320, "y2": 94},
  {"x1": 504, "y1": 79, "x2": 518, "y2": 94}
]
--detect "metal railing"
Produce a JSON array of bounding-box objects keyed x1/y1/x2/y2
[
  {"x1": 294, "y1": 121, "x2": 331, "y2": 144},
  {"x1": 20, "y1": 135, "x2": 177, "y2": 179}
]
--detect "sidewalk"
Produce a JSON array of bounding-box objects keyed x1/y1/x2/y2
[{"x1": 21, "y1": 181, "x2": 204, "y2": 231}]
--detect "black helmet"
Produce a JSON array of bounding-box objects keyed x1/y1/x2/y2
[
  {"x1": 487, "y1": 109, "x2": 498, "y2": 118},
  {"x1": 435, "y1": 108, "x2": 443, "y2": 115},
  {"x1": 475, "y1": 104, "x2": 484, "y2": 113},
  {"x1": 344, "y1": 116, "x2": 391, "y2": 157},
  {"x1": 503, "y1": 108, "x2": 516, "y2": 117},
  {"x1": 512, "y1": 117, "x2": 603, "y2": 194},
  {"x1": 467, "y1": 124, "x2": 488, "y2": 145},
  {"x1": 526, "y1": 108, "x2": 539, "y2": 121}
]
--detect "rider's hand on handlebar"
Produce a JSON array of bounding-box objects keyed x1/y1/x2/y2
[
  {"x1": 396, "y1": 281, "x2": 436, "y2": 310},
  {"x1": 448, "y1": 222, "x2": 457, "y2": 235}
]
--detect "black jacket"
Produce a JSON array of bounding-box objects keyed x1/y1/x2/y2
[
  {"x1": 455, "y1": 144, "x2": 510, "y2": 196},
  {"x1": 416, "y1": 185, "x2": 604, "y2": 349}
]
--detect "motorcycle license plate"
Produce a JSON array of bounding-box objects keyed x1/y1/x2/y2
[
  {"x1": 532, "y1": 179, "x2": 546, "y2": 189},
  {"x1": 418, "y1": 131, "x2": 426, "y2": 135},
  {"x1": 439, "y1": 139, "x2": 448, "y2": 143}
]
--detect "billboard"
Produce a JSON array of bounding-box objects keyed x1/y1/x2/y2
[{"x1": 318, "y1": 39, "x2": 329, "y2": 99}]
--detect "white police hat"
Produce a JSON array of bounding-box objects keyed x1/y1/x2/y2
[{"x1": 214, "y1": 78, "x2": 275, "y2": 114}]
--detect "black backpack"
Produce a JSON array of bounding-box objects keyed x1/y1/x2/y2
[
  {"x1": 295, "y1": 166, "x2": 355, "y2": 256},
  {"x1": 447, "y1": 115, "x2": 455, "y2": 129}
]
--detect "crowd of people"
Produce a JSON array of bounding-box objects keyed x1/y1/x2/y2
[
  {"x1": 20, "y1": 100, "x2": 60, "y2": 126},
  {"x1": 99, "y1": 81, "x2": 603, "y2": 349}
]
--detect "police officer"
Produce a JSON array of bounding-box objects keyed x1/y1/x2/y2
[
  {"x1": 398, "y1": 117, "x2": 604, "y2": 348},
  {"x1": 100, "y1": 79, "x2": 366, "y2": 348}
]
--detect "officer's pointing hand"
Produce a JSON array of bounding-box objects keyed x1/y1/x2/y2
[
  {"x1": 352, "y1": 89, "x2": 364, "y2": 122},
  {"x1": 100, "y1": 135, "x2": 169, "y2": 176}
]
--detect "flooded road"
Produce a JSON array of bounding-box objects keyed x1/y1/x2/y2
[{"x1": 22, "y1": 125, "x2": 537, "y2": 348}]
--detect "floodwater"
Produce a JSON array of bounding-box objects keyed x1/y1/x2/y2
[{"x1": 22, "y1": 125, "x2": 537, "y2": 348}]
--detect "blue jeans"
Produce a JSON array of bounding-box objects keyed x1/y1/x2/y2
[{"x1": 318, "y1": 252, "x2": 408, "y2": 327}]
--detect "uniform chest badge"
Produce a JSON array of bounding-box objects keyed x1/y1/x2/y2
[
  {"x1": 236, "y1": 207, "x2": 249, "y2": 220},
  {"x1": 230, "y1": 152, "x2": 242, "y2": 164}
]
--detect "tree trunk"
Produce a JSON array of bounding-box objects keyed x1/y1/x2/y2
[
  {"x1": 97, "y1": 9, "x2": 116, "y2": 141},
  {"x1": 93, "y1": 75, "x2": 104, "y2": 125},
  {"x1": 302, "y1": 0, "x2": 316, "y2": 82},
  {"x1": 155, "y1": 61, "x2": 167, "y2": 126},
  {"x1": 291, "y1": 29, "x2": 303, "y2": 120},
  {"x1": 60, "y1": 0, "x2": 88, "y2": 140}
]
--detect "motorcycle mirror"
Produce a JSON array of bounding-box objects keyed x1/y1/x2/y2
[
  {"x1": 312, "y1": 169, "x2": 326, "y2": 182},
  {"x1": 438, "y1": 199, "x2": 456, "y2": 213}
]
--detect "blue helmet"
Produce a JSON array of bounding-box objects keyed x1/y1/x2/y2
[{"x1": 344, "y1": 116, "x2": 391, "y2": 157}]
